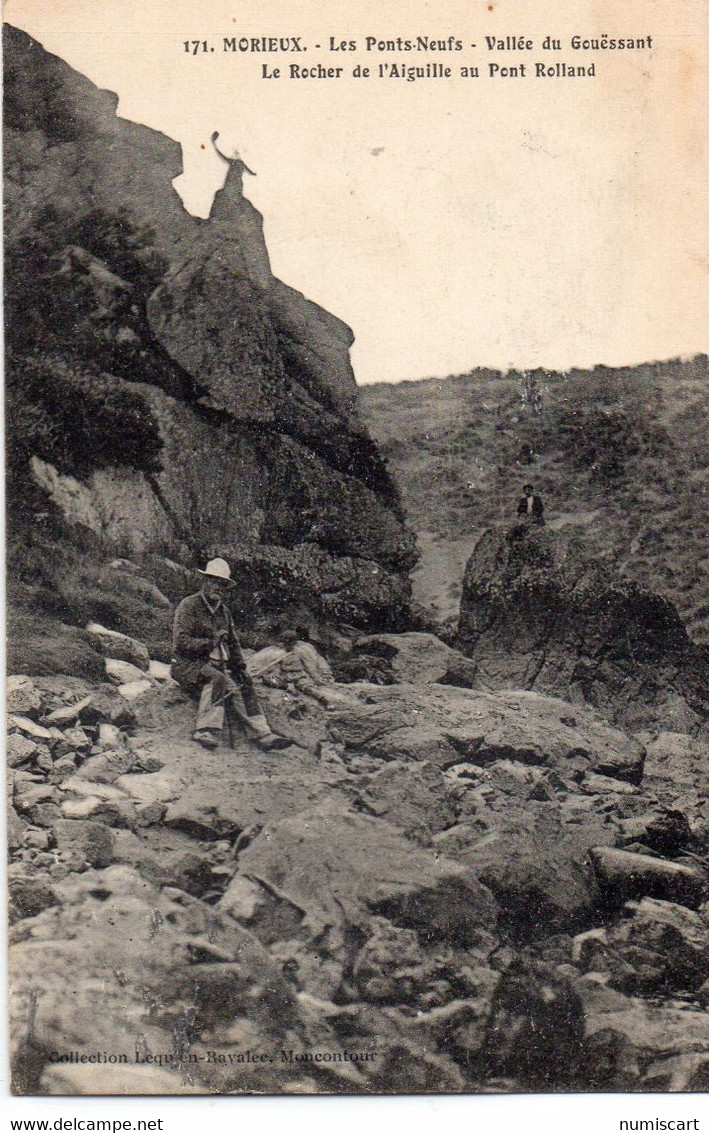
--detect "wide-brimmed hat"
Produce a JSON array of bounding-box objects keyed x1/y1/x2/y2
[{"x1": 197, "y1": 557, "x2": 234, "y2": 583}]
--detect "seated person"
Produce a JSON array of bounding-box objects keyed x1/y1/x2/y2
[
  {"x1": 517, "y1": 483, "x2": 545, "y2": 525},
  {"x1": 171, "y1": 557, "x2": 289, "y2": 751}
]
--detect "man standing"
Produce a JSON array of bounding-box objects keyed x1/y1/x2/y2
[
  {"x1": 172, "y1": 558, "x2": 289, "y2": 751},
  {"x1": 517, "y1": 484, "x2": 545, "y2": 525}
]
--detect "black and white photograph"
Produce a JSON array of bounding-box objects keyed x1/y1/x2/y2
[{"x1": 3, "y1": 0, "x2": 709, "y2": 1112}]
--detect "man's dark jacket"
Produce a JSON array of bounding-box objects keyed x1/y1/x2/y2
[
  {"x1": 172, "y1": 591, "x2": 248, "y2": 692},
  {"x1": 517, "y1": 494, "x2": 544, "y2": 520}
]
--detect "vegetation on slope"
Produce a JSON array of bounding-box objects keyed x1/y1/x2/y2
[{"x1": 360, "y1": 358, "x2": 709, "y2": 641}]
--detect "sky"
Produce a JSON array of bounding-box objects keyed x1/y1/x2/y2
[{"x1": 5, "y1": 0, "x2": 709, "y2": 385}]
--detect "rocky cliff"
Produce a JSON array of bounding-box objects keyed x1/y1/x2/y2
[{"x1": 4, "y1": 24, "x2": 416, "y2": 644}]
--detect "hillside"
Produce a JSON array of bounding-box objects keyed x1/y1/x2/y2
[{"x1": 360, "y1": 358, "x2": 709, "y2": 641}]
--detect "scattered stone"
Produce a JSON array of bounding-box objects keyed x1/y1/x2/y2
[
  {"x1": 590, "y1": 846, "x2": 705, "y2": 909},
  {"x1": 164, "y1": 800, "x2": 240, "y2": 842},
  {"x1": 61, "y1": 792, "x2": 137, "y2": 830},
  {"x1": 353, "y1": 632, "x2": 466, "y2": 685},
  {"x1": 132, "y1": 753, "x2": 163, "y2": 773},
  {"x1": 26, "y1": 803, "x2": 64, "y2": 828},
  {"x1": 14, "y1": 783, "x2": 60, "y2": 814},
  {"x1": 134, "y1": 801, "x2": 167, "y2": 827},
  {"x1": 219, "y1": 874, "x2": 268, "y2": 924},
  {"x1": 97, "y1": 723, "x2": 126, "y2": 749},
  {"x1": 618, "y1": 809, "x2": 693, "y2": 857},
  {"x1": 166, "y1": 851, "x2": 214, "y2": 897},
  {"x1": 74, "y1": 750, "x2": 135, "y2": 784},
  {"x1": 43, "y1": 696, "x2": 93, "y2": 726},
  {"x1": 23, "y1": 828, "x2": 50, "y2": 850},
  {"x1": 79, "y1": 685, "x2": 136, "y2": 728},
  {"x1": 117, "y1": 679, "x2": 153, "y2": 702},
  {"x1": 9, "y1": 715, "x2": 54, "y2": 741},
  {"x1": 148, "y1": 659, "x2": 173, "y2": 682},
  {"x1": 85, "y1": 623, "x2": 150, "y2": 670},
  {"x1": 105, "y1": 658, "x2": 150, "y2": 686},
  {"x1": 8, "y1": 804, "x2": 24, "y2": 849},
  {"x1": 51, "y1": 756, "x2": 79, "y2": 777},
  {"x1": 9, "y1": 875, "x2": 58, "y2": 922},
  {"x1": 7, "y1": 733, "x2": 37, "y2": 768},
  {"x1": 7, "y1": 675, "x2": 43, "y2": 718},
  {"x1": 54, "y1": 726, "x2": 92, "y2": 756},
  {"x1": 33, "y1": 750, "x2": 54, "y2": 775},
  {"x1": 52, "y1": 819, "x2": 116, "y2": 867},
  {"x1": 60, "y1": 796, "x2": 103, "y2": 820}
]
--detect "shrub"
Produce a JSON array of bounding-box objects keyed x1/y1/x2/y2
[{"x1": 6, "y1": 352, "x2": 163, "y2": 483}]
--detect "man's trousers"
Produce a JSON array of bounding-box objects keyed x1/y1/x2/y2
[{"x1": 194, "y1": 664, "x2": 273, "y2": 743}]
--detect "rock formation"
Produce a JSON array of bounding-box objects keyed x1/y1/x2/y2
[
  {"x1": 456, "y1": 524, "x2": 709, "y2": 734},
  {"x1": 4, "y1": 24, "x2": 415, "y2": 639}
]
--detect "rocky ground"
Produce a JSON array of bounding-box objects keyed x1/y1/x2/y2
[{"x1": 8, "y1": 623, "x2": 709, "y2": 1095}]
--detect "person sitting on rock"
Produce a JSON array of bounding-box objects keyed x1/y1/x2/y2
[
  {"x1": 517, "y1": 483, "x2": 545, "y2": 525},
  {"x1": 250, "y1": 628, "x2": 355, "y2": 710},
  {"x1": 171, "y1": 558, "x2": 289, "y2": 751}
]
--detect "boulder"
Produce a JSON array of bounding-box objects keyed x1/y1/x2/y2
[
  {"x1": 78, "y1": 685, "x2": 136, "y2": 728},
  {"x1": 6, "y1": 676, "x2": 43, "y2": 718},
  {"x1": 117, "y1": 679, "x2": 154, "y2": 701},
  {"x1": 9, "y1": 874, "x2": 59, "y2": 922},
  {"x1": 85, "y1": 623, "x2": 150, "y2": 670},
  {"x1": 44, "y1": 696, "x2": 93, "y2": 726},
  {"x1": 8, "y1": 804, "x2": 25, "y2": 849},
  {"x1": 148, "y1": 659, "x2": 173, "y2": 682},
  {"x1": 105, "y1": 657, "x2": 149, "y2": 685},
  {"x1": 7, "y1": 733, "x2": 37, "y2": 768},
  {"x1": 480, "y1": 958, "x2": 585, "y2": 1088},
  {"x1": 74, "y1": 750, "x2": 136, "y2": 783},
  {"x1": 352, "y1": 632, "x2": 466, "y2": 685},
  {"x1": 52, "y1": 819, "x2": 116, "y2": 867},
  {"x1": 237, "y1": 807, "x2": 498, "y2": 949},
  {"x1": 436, "y1": 815, "x2": 604, "y2": 937},
  {"x1": 618, "y1": 808, "x2": 693, "y2": 857},
  {"x1": 328, "y1": 684, "x2": 645, "y2": 784},
  {"x1": 8, "y1": 716, "x2": 53, "y2": 741},
  {"x1": 350, "y1": 760, "x2": 455, "y2": 838},
  {"x1": 577, "y1": 975, "x2": 709, "y2": 1090},
  {"x1": 456, "y1": 524, "x2": 709, "y2": 735},
  {"x1": 590, "y1": 846, "x2": 705, "y2": 909},
  {"x1": 9, "y1": 865, "x2": 304, "y2": 1094},
  {"x1": 592, "y1": 898, "x2": 709, "y2": 995}
]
